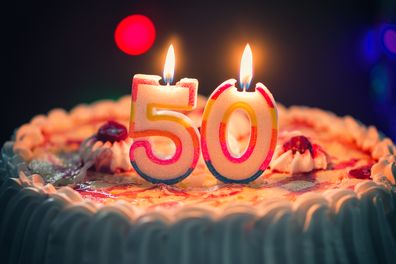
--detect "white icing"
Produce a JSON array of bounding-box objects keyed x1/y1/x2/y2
[
  {"x1": 44, "y1": 108, "x2": 74, "y2": 133},
  {"x1": 275, "y1": 104, "x2": 396, "y2": 184},
  {"x1": 11, "y1": 94, "x2": 395, "y2": 186},
  {"x1": 13, "y1": 124, "x2": 44, "y2": 160},
  {"x1": 361, "y1": 126, "x2": 381, "y2": 152},
  {"x1": 80, "y1": 136, "x2": 134, "y2": 173},
  {"x1": 270, "y1": 142, "x2": 328, "y2": 175},
  {"x1": 17, "y1": 171, "x2": 57, "y2": 195},
  {"x1": 10, "y1": 168, "x2": 396, "y2": 236},
  {"x1": 372, "y1": 138, "x2": 396, "y2": 159},
  {"x1": 92, "y1": 100, "x2": 118, "y2": 119},
  {"x1": 57, "y1": 186, "x2": 84, "y2": 203},
  {"x1": 97, "y1": 202, "x2": 135, "y2": 220},
  {"x1": 70, "y1": 104, "x2": 92, "y2": 124},
  {"x1": 5, "y1": 99, "x2": 396, "y2": 264},
  {"x1": 5, "y1": 95, "x2": 396, "y2": 215},
  {"x1": 371, "y1": 154, "x2": 396, "y2": 185}
]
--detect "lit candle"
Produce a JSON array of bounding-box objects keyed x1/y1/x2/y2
[
  {"x1": 129, "y1": 45, "x2": 200, "y2": 184},
  {"x1": 201, "y1": 44, "x2": 278, "y2": 183}
]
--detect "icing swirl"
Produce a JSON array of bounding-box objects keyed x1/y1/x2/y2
[
  {"x1": 270, "y1": 132, "x2": 328, "y2": 174},
  {"x1": 371, "y1": 154, "x2": 396, "y2": 185},
  {"x1": 80, "y1": 136, "x2": 134, "y2": 174}
]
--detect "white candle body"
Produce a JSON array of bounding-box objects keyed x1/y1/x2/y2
[
  {"x1": 201, "y1": 79, "x2": 278, "y2": 183},
  {"x1": 129, "y1": 74, "x2": 200, "y2": 184}
]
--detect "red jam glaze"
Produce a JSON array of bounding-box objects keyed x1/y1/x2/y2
[
  {"x1": 157, "y1": 184, "x2": 190, "y2": 197},
  {"x1": 148, "y1": 201, "x2": 181, "y2": 209},
  {"x1": 107, "y1": 185, "x2": 157, "y2": 198},
  {"x1": 206, "y1": 189, "x2": 242, "y2": 199},
  {"x1": 283, "y1": 136, "x2": 313, "y2": 155},
  {"x1": 74, "y1": 185, "x2": 116, "y2": 202},
  {"x1": 311, "y1": 143, "x2": 327, "y2": 158},
  {"x1": 333, "y1": 159, "x2": 359, "y2": 170},
  {"x1": 96, "y1": 121, "x2": 128, "y2": 143},
  {"x1": 348, "y1": 165, "x2": 372, "y2": 180}
]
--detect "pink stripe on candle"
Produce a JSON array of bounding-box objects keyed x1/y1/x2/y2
[
  {"x1": 256, "y1": 86, "x2": 274, "y2": 108},
  {"x1": 130, "y1": 130, "x2": 182, "y2": 165},
  {"x1": 210, "y1": 83, "x2": 233, "y2": 100},
  {"x1": 186, "y1": 126, "x2": 200, "y2": 169},
  {"x1": 200, "y1": 120, "x2": 211, "y2": 161},
  {"x1": 259, "y1": 128, "x2": 278, "y2": 170},
  {"x1": 178, "y1": 80, "x2": 198, "y2": 107},
  {"x1": 219, "y1": 122, "x2": 257, "y2": 163},
  {"x1": 131, "y1": 76, "x2": 159, "y2": 101}
]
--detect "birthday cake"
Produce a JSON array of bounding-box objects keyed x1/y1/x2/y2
[{"x1": 1, "y1": 94, "x2": 396, "y2": 264}]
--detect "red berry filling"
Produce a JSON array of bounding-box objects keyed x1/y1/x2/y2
[
  {"x1": 283, "y1": 135, "x2": 313, "y2": 155},
  {"x1": 96, "y1": 121, "x2": 128, "y2": 143},
  {"x1": 348, "y1": 165, "x2": 372, "y2": 179}
]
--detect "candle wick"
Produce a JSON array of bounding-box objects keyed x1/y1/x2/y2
[
  {"x1": 239, "y1": 83, "x2": 247, "y2": 92},
  {"x1": 164, "y1": 74, "x2": 173, "y2": 86}
]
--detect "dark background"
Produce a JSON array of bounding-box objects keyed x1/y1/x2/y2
[{"x1": 3, "y1": 0, "x2": 396, "y2": 144}]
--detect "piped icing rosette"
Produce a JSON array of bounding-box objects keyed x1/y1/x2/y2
[
  {"x1": 371, "y1": 154, "x2": 396, "y2": 185},
  {"x1": 80, "y1": 121, "x2": 134, "y2": 174},
  {"x1": 270, "y1": 131, "x2": 329, "y2": 174}
]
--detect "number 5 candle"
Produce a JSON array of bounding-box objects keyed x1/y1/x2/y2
[
  {"x1": 201, "y1": 44, "x2": 278, "y2": 183},
  {"x1": 129, "y1": 45, "x2": 200, "y2": 184}
]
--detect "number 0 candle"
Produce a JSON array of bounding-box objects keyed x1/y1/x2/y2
[
  {"x1": 201, "y1": 44, "x2": 278, "y2": 183},
  {"x1": 129, "y1": 45, "x2": 200, "y2": 184}
]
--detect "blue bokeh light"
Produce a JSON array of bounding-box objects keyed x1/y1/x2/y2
[
  {"x1": 362, "y1": 23, "x2": 396, "y2": 140},
  {"x1": 370, "y1": 64, "x2": 392, "y2": 103},
  {"x1": 362, "y1": 29, "x2": 381, "y2": 63}
]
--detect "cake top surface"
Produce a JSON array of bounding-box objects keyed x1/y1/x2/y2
[{"x1": 3, "y1": 95, "x2": 396, "y2": 216}]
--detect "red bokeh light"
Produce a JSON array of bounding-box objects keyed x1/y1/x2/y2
[{"x1": 114, "y1": 15, "x2": 156, "y2": 55}]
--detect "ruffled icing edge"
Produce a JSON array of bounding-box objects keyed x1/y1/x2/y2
[
  {"x1": 80, "y1": 136, "x2": 134, "y2": 175},
  {"x1": 6, "y1": 170, "x2": 394, "y2": 224},
  {"x1": 11, "y1": 96, "x2": 132, "y2": 161},
  {"x1": 270, "y1": 131, "x2": 329, "y2": 174},
  {"x1": 2, "y1": 174, "x2": 395, "y2": 264},
  {"x1": 1, "y1": 95, "x2": 396, "y2": 219}
]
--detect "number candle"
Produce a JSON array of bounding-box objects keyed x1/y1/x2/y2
[
  {"x1": 201, "y1": 44, "x2": 278, "y2": 183},
  {"x1": 129, "y1": 45, "x2": 200, "y2": 184}
]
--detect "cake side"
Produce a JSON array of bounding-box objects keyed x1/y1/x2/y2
[
  {"x1": 1, "y1": 95, "x2": 396, "y2": 264},
  {"x1": 1, "y1": 172, "x2": 396, "y2": 264}
]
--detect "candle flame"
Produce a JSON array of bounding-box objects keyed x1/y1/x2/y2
[
  {"x1": 239, "y1": 44, "x2": 253, "y2": 90},
  {"x1": 163, "y1": 44, "x2": 175, "y2": 85}
]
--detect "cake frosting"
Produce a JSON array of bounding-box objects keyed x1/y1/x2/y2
[
  {"x1": 2, "y1": 95, "x2": 396, "y2": 207},
  {"x1": 270, "y1": 131, "x2": 329, "y2": 174},
  {"x1": 372, "y1": 154, "x2": 396, "y2": 185},
  {"x1": 80, "y1": 135, "x2": 134, "y2": 174},
  {"x1": 1, "y1": 95, "x2": 396, "y2": 264},
  {"x1": 1, "y1": 171, "x2": 395, "y2": 264}
]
